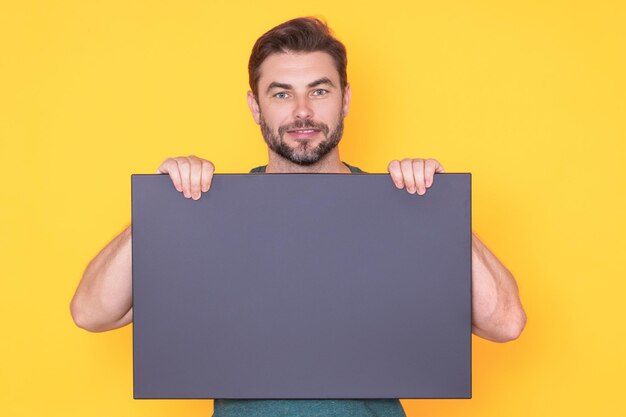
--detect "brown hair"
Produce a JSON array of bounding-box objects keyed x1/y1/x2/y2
[{"x1": 248, "y1": 17, "x2": 348, "y2": 99}]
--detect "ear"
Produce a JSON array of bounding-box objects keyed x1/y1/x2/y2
[
  {"x1": 247, "y1": 91, "x2": 261, "y2": 125},
  {"x1": 342, "y1": 84, "x2": 352, "y2": 117}
]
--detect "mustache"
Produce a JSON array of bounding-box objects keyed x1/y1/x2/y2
[{"x1": 278, "y1": 120, "x2": 330, "y2": 136}]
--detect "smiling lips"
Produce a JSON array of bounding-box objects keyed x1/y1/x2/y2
[{"x1": 286, "y1": 129, "x2": 321, "y2": 139}]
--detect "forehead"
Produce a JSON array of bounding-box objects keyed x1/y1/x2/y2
[{"x1": 258, "y1": 51, "x2": 340, "y2": 88}]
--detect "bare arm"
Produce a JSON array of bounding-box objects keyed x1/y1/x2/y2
[
  {"x1": 70, "y1": 225, "x2": 134, "y2": 332},
  {"x1": 470, "y1": 232, "x2": 526, "y2": 342},
  {"x1": 70, "y1": 156, "x2": 215, "y2": 332},
  {"x1": 388, "y1": 158, "x2": 526, "y2": 342}
]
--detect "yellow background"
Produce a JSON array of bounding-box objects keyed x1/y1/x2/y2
[{"x1": 1, "y1": 1, "x2": 624, "y2": 416}]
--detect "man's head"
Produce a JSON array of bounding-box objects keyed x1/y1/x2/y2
[{"x1": 247, "y1": 17, "x2": 351, "y2": 166}]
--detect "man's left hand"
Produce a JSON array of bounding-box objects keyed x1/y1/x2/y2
[{"x1": 387, "y1": 158, "x2": 445, "y2": 195}]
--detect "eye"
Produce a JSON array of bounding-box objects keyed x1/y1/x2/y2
[
  {"x1": 312, "y1": 89, "x2": 328, "y2": 96},
  {"x1": 274, "y1": 92, "x2": 289, "y2": 99}
]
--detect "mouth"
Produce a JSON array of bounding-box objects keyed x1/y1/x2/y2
[{"x1": 286, "y1": 129, "x2": 321, "y2": 140}]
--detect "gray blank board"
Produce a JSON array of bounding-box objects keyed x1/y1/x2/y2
[{"x1": 131, "y1": 173, "x2": 472, "y2": 399}]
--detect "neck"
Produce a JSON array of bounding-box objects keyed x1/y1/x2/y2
[{"x1": 266, "y1": 148, "x2": 351, "y2": 173}]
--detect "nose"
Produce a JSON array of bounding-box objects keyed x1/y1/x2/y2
[{"x1": 292, "y1": 96, "x2": 313, "y2": 120}]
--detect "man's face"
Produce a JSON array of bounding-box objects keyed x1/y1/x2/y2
[{"x1": 247, "y1": 51, "x2": 351, "y2": 166}]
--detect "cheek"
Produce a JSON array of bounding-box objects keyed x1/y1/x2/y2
[
  {"x1": 313, "y1": 101, "x2": 330, "y2": 112},
  {"x1": 314, "y1": 101, "x2": 343, "y2": 124},
  {"x1": 262, "y1": 103, "x2": 293, "y2": 127}
]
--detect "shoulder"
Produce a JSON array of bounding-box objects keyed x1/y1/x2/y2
[
  {"x1": 249, "y1": 165, "x2": 266, "y2": 173},
  {"x1": 343, "y1": 162, "x2": 365, "y2": 173}
]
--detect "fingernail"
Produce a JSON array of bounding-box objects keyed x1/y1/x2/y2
[{"x1": 193, "y1": 192, "x2": 200, "y2": 200}]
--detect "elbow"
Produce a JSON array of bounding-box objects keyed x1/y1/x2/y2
[
  {"x1": 476, "y1": 305, "x2": 527, "y2": 343},
  {"x1": 499, "y1": 307, "x2": 527, "y2": 342},
  {"x1": 70, "y1": 297, "x2": 91, "y2": 331},
  {"x1": 70, "y1": 297, "x2": 104, "y2": 333},
  {"x1": 70, "y1": 294, "x2": 132, "y2": 333}
]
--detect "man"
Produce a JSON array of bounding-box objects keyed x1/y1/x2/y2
[{"x1": 70, "y1": 17, "x2": 526, "y2": 417}]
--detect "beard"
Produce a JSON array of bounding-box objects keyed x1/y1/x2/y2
[{"x1": 259, "y1": 113, "x2": 344, "y2": 166}]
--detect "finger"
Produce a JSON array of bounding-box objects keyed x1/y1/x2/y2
[
  {"x1": 188, "y1": 156, "x2": 203, "y2": 200},
  {"x1": 156, "y1": 158, "x2": 170, "y2": 174},
  {"x1": 400, "y1": 158, "x2": 416, "y2": 194},
  {"x1": 176, "y1": 157, "x2": 192, "y2": 198},
  {"x1": 424, "y1": 159, "x2": 445, "y2": 188},
  {"x1": 201, "y1": 160, "x2": 215, "y2": 192},
  {"x1": 412, "y1": 159, "x2": 425, "y2": 195},
  {"x1": 157, "y1": 158, "x2": 183, "y2": 192},
  {"x1": 387, "y1": 160, "x2": 404, "y2": 189}
]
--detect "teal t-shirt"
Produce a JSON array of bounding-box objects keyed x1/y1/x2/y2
[
  {"x1": 212, "y1": 162, "x2": 406, "y2": 417},
  {"x1": 213, "y1": 399, "x2": 406, "y2": 417}
]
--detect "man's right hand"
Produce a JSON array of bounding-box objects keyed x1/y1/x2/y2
[{"x1": 157, "y1": 155, "x2": 215, "y2": 200}]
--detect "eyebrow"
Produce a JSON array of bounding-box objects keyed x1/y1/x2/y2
[
  {"x1": 307, "y1": 77, "x2": 335, "y2": 88},
  {"x1": 265, "y1": 77, "x2": 336, "y2": 94}
]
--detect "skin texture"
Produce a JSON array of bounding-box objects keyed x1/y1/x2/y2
[{"x1": 70, "y1": 51, "x2": 526, "y2": 342}]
